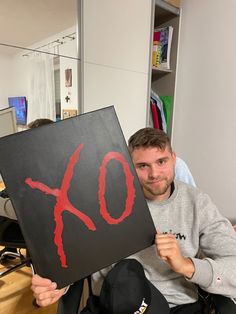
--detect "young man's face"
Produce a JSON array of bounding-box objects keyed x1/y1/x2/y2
[{"x1": 131, "y1": 146, "x2": 176, "y2": 201}]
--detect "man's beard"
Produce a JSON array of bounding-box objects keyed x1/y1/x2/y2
[{"x1": 143, "y1": 176, "x2": 173, "y2": 199}]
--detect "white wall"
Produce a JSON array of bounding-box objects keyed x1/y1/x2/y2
[
  {"x1": 0, "y1": 55, "x2": 12, "y2": 108},
  {"x1": 82, "y1": 0, "x2": 152, "y2": 141},
  {"x1": 173, "y1": 0, "x2": 236, "y2": 221},
  {"x1": 0, "y1": 54, "x2": 29, "y2": 109}
]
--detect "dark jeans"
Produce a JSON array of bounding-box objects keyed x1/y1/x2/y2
[{"x1": 170, "y1": 299, "x2": 205, "y2": 314}]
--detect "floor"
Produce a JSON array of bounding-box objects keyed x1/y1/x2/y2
[{"x1": 0, "y1": 250, "x2": 58, "y2": 314}]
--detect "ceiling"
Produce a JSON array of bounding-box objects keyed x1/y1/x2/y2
[{"x1": 0, "y1": 0, "x2": 77, "y2": 55}]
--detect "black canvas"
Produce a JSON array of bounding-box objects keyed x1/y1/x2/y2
[
  {"x1": 100, "y1": 259, "x2": 170, "y2": 314},
  {"x1": 0, "y1": 106, "x2": 156, "y2": 288}
]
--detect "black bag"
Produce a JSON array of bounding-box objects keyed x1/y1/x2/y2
[{"x1": 80, "y1": 295, "x2": 101, "y2": 314}]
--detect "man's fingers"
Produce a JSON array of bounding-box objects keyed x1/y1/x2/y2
[
  {"x1": 155, "y1": 233, "x2": 180, "y2": 259},
  {"x1": 36, "y1": 296, "x2": 58, "y2": 307},
  {"x1": 32, "y1": 274, "x2": 54, "y2": 285},
  {"x1": 31, "y1": 274, "x2": 62, "y2": 307},
  {"x1": 31, "y1": 283, "x2": 57, "y2": 295},
  {"x1": 155, "y1": 233, "x2": 176, "y2": 243},
  {"x1": 34, "y1": 290, "x2": 61, "y2": 301},
  {"x1": 33, "y1": 289, "x2": 62, "y2": 307}
]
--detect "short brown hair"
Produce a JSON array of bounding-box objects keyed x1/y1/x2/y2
[
  {"x1": 128, "y1": 128, "x2": 172, "y2": 154},
  {"x1": 28, "y1": 118, "x2": 53, "y2": 129}
]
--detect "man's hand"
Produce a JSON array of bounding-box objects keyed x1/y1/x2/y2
[
  {"x1": 155, "y1": 233, "x2": 195, "y2": 279},
  {"x1": 31, "y1": 274, "x2": 66, "y2": 307}
]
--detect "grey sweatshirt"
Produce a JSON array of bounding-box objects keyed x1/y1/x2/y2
[{"x1": 92, "y1": 180, "x2": 236, "y2": 307}]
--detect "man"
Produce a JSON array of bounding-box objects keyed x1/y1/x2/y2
[{"x1": 31, "y1": 128, "x2": 236, "y2": 312}]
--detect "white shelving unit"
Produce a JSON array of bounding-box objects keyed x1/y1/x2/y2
[{"x1": 148, "y1": 0, "x2": 180, "y2": 137}]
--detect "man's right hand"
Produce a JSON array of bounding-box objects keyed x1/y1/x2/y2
[
  {"x1": 31, "y1": 274, "x2": 66, "y2": 307},
  {"x1": 155, "y1": 233, "x2": 195, "y2": 278}
]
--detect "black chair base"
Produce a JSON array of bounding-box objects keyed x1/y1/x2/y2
[{"x1": 0, "y1": 248, "x2": 31, "y2": 277}]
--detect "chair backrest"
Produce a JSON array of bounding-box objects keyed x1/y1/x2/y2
[
  {"x1": 0, "y1": 216, "x2": 31, "y2": 278},
  {"x1": 0, "y1": 216, "x2": 26, "y2": 249},
  {"x1": 212, "y1": 294, "x2": 236, "y2": 314}
]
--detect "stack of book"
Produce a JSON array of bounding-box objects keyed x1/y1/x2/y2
[{"x1": 152, "y1": 26, "x2": 173, "y2": 70}]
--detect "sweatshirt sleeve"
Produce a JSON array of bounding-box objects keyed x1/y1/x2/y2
[{"x1": 187, "y1": 192, "x2": 236, "y2": 298}]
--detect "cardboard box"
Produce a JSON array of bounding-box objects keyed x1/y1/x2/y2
[{"x1": 164, "y1": 0, "x2": 180, "y2": 8}]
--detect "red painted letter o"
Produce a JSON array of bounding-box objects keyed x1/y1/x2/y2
[{"x1": 98, "y1": 152, "x2": 135, "y2": 224}]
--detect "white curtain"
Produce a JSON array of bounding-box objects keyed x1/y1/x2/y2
[{"x1": 27, "y1": 53, "x2": 56, "y2": 123}]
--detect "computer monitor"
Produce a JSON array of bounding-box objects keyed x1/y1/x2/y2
[
  {"x1": 8, "y1": 96, "x2": 27, "y2": 125},
  {"x1": 0, "y1": 106, "x2": 17, "y2": 184},
  {"x1": 0, "y1": 107, "x2": 17, "y2": 138}
]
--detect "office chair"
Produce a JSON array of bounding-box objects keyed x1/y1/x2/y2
[
  {"x1": 0, "y1": 215, "x2": 31, "y2": 277},
  {"x1": 0, "y1": 187, "x2": 31, "y2": 277}
]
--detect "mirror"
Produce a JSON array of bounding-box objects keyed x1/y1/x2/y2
[{"x1": 0, "y1": 0, "x2": 79, "y2": 127}]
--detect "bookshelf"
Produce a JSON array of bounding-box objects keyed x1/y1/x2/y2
[{"x1": 148, "y1": 0, "x2": 180, "y2": 137}]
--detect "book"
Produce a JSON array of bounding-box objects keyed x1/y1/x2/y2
[
  {"x1": 152, "y1": 26, "x2": 173, "y2": 70},
  {"x1": 0, "y1": 106, "x2": 156, "y2": 288},
  {"x1": 152, "y1": 30, "x2": 162, "y2": 68}
]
